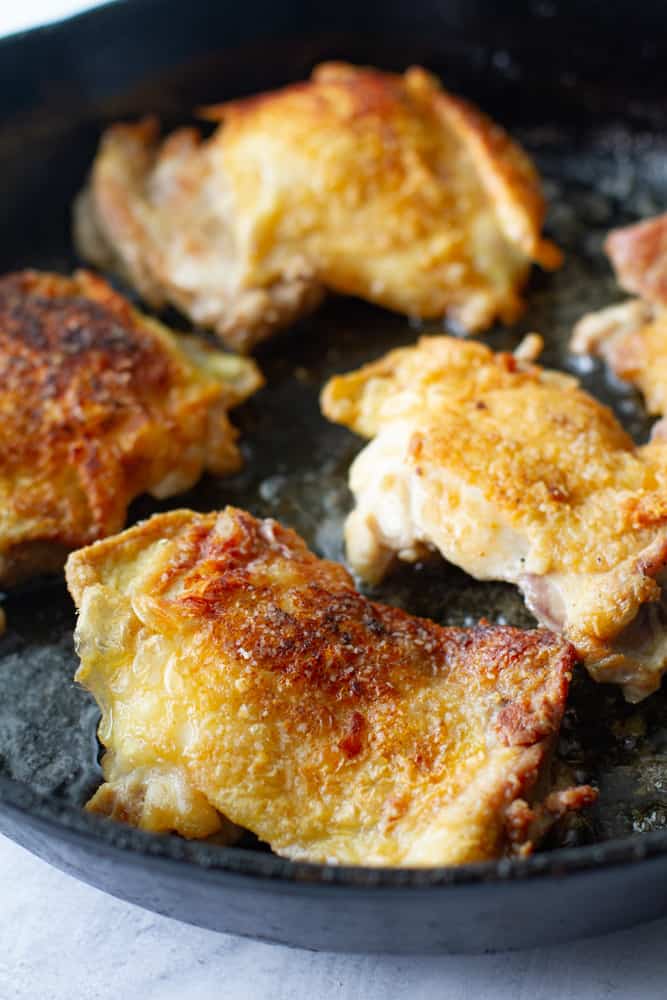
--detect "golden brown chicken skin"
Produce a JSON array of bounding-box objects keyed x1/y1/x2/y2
[
  {"x1": 75, "y1": 63, "x2": 560, "y2": 353},
  {"x1": 0, "y1": 270, "x2": 261, "y2": 585},
  {"x1": 65, "y1": 506, "x2": 592, "y2": 866},
  {"x1": 322, "y1": 335, "x2": 667, "y2": 702}
]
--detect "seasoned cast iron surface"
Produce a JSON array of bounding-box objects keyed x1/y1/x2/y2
[{"x1": 2, "y1": 45, "x2": 667, "y2": 859}]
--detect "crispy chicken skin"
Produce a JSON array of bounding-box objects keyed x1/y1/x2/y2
[
  {"x1": 571, "y1": 214, "x2": 667, "y2": 424},
  {"x1": 75, "y1": 63, "x2": 560, "y2": 352},
  {"x1": 322, "y1": 335, "x2": 667, "y2": 702},
  {"x1": 0, "y1": 270, "x2": 261, "y2": 586},
  {"x1": 65, "y1": 507, "x2": 592, "y2": 866}
]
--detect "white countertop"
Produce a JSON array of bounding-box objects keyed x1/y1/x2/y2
[
  {"x1": 0, "y1": 0, "x2": 100, "y2": 36},
  {"x1": 2, "y1": 4, "x2": 667, "y2": 997}
]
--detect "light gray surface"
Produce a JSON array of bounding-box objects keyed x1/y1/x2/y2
[
  {"x1": 0, "y1": 0, "x2": 100, "y2": 36},
  {"x1": 1, "y1": 833, "x2": 666, "y2": 1000}
]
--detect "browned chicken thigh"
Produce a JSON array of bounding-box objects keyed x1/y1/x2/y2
[
  {"x1": 65, "y1": 506, "x2": 592, "y2": 866},
  {"x1": 322, "y1": 335, "x2": 667, "y2": 702},
  {"x1": 0, "y1": 270, "x2": 261, "y2": 585},
  {"x1": 75, "y1": 63, "x2": 560, "y2": 352}
]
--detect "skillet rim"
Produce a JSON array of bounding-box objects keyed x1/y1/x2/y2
[{"x1": 1, "y1": 770, "x2": 666, "y2": 887}]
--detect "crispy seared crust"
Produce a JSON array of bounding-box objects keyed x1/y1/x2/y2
[
  {"x1": 419, "y1": 76, "x2": 560, "y2": 269},
  {"x1": 65, "y1": 507, "x2": 587, "y2": 866},
  {"x1": 322, "y1": 335, "x2": 667, "y2": 701},
  {"x1": 0, "y1": 270, "x2": 261, "y2": 585},
  {"x1": 76, "y1": 63, "x2": 559, "y2": 351},
  {"x1": 322, "y1": 333, "x2": 576, "y2": 438}
]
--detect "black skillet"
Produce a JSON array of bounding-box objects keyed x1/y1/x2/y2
[{"x1": 2, "y1": 0, "x2": 667, "y2": 953}]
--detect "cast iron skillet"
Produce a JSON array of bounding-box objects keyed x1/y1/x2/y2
[{"x1": 2, "y1": 0, "x2": 667, "y2": 954}]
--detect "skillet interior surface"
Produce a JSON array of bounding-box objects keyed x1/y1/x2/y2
[{"x1": 2, "y1": 0, "x2": 667, "y2": 952}]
